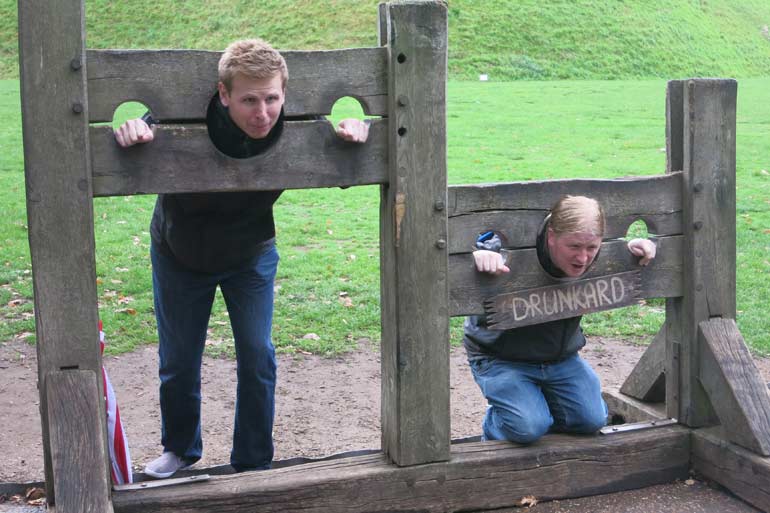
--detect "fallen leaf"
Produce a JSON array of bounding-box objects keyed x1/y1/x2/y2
[
  {"x1": 25, "y1": 487, "x2": 45, "y2": 501},
  {"x1": 7, "y1": 299, "x2": 23, "y2": 307},
  {"x1": 115, "y1": 267, "x2": 130, "y2": 273},
  {"x1": 339, "y1": 291, "x2": 349, "y2": 297},
  {"x1": 302, "y1": 333, "x2": 320, "y2": 340},
  {"x1": 517, "y1": 495, "x2": 538, "y2": 507},
  {"x1": 339, "y1": 297, "x2": 354, "y2": 308},
  {"x1": 685, "y1": 478, "x2": 695, "y2": 486},
  {"x1": 111, "y1": 279, "x2": 123, "y2": 284},
  {"x1": 348, "y1": 254, "x2": 357, "y2": 261},
  {"x1": 117, "y1": 295, "x2": 134, "y2": 304},
  {"x1": 761, "y1": 169, "x2": 769, "y2": 176},
  {"x1": 115, "y1": 308, "x2": 137, "y2": 315}
]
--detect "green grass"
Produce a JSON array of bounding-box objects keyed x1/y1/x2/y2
[
  {"x1": 3, "y1": 78, "x2": 767, "y2": 356},
  {"x1": 3, "y1": 0, "x2": 770, "y2": 79}
]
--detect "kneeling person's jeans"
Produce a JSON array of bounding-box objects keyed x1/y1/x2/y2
[{"x1": 469, "y1": 353, "x2": 607, "y2": 444}]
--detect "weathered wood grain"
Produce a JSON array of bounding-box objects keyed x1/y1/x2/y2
[
  {"x1": 698, "y1": 318, "x2": 770, "y2": 455},
  {"x1": 112, "y1": 427, "x2": 690, "y2": 513},
  {"x1": 692, "y1": 427, "x2": 770, "y2": 513},
  {"x1": 620, "y1": 326, "x2": 666, "y2": 402},
  {"x1": 90, "y1": 119, "x2": 388, "y2": 196},
  {"x1": 447, "y1": 173, "x2": 682, "y2": 252},
  {"x1": 47, "y1": 371, "x2": 114, "y2": 513},
  {"x1": 676, "y1": 78, "x2": 737, "y2": 427},
  {"x1": 379, "y1": 1, "x2": 450, "y2": 466},
  {"x1": 18, "y1": 0, "x2": 111, "y2": 506},
  {"x1": 449, "y1": 236, "x2": 682, "y2": 317},
  {"x1": 87, "y1": 47, "x2": 388, "y2": 122},
  {"x1": 666, "y1": 80, "x2": 685, "y2": 173},
  {"x1": 603, "y1": 387, "x2": 667, "y2": 424}
]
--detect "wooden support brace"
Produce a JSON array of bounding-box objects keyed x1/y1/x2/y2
[
  {"x1": 620, "y1": 326, "x2": 666, "y2": 402},
  {"x1": 47, "y1": 371, "x2": 114, "y2": 513},
  {"x1": 692, "y1": 427, "x2": 770, "y2": 513},
  {"x1": 698, "y1": 318, "x2": 770, "y2": 455},
  {"x1": 112, "y1": 427, "x2": 690, "y2": 513},
  {"x1": 379, "y1": 1, "x2": 450, "y2": 466}
]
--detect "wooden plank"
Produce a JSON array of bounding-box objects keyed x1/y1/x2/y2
[
  {"x1": 449, "y1": 236, "x2": 683, "y2": 317},
  {"x1": 676, "y1": 78, "x2": 737, "y2": 427},
  {"x1": 47, "y1": 371, "x2": 113, "y2": 513},
  {"x1": 666, "y1": 80, "x2": 685, "y2": 173},
  {"x1": 112, "y1": 426, "x2": 691, "y2": 513},
  {"x1": 86, "y1": 47, "x2": 388, "y2": 122},
  {"x1": 620, "y1": 326, "x2": 666, "y2": 402},
  {"x1": 379, "y1": 1, "x2": 450, "y2": 466},
  {"x1": 692, "y1": 427, "x2": 770, "y2": 513},
  {"x1": 603, "y1": 387, "x2": 667, "y2": 424},
  {"x1": 90, "y1": 119, "x2": 388, "y2": 196},
  {"x1": 698, "y1": 318, "x2": 770, "y2": 455},
  {"x1": 485, "y1": 271, "x2": 641, "y2": 330},
  {"x1": 447, "y1": 173, "x2": 682, "y2": 252},
  {"x1": 18, "y1": 0, "x2": 110, "y2": 505}
]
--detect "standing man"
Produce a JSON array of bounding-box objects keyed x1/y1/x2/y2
[{"x1": 115, "y1": 38, "x2": 369, "y2": 478}]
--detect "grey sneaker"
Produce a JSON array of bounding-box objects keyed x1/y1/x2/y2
[{"x1": 144, "y1": 452, "x2": 191, "y2": 479}]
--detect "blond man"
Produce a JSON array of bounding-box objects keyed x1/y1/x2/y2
[{"x1": 115, "y1": 39, "x2": 369, "y2": 478}]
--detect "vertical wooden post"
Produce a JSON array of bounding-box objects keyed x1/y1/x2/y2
[
  {"x1": 379, "y1": 1, "x2": 450, "y2": 466},
  {"x1": 18, "y1": 0, "x2": 113, "y2": 510},
  {"x1": 668, "y1": 78, "x2": 737, "y2": 427}
]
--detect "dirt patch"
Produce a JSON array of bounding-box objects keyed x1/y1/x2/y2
[{"x1": 1, "y1": 335, "x2": 769, "y2": 484}]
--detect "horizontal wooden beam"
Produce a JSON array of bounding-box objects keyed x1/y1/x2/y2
[
  {"x1": 90, "y1": 119, "x2": 388, "y2": 196},
  {"x1": 603, "y1": 387, "x2": 667, "y2": 424},
  {"x1": 448, "y1": 173, "x2": 682, "y2": 251},
  {"x1": 449, "y1": 235, "x2": 683, "y2": 316},
  {"x1": 113, "y1": 426, "x2": 690, "y2": 513},
  {"x1": 692, "y1": 427, "x2": 770, "y2": 513},
  {"x1": 87, "y1": 47, "x2": 388, "y2": 122}
]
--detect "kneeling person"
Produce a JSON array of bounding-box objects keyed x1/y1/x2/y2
[{"x1": 464, "y1": 195, "x2": 656, "y2": 443}]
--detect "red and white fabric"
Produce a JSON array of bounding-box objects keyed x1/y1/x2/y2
[{"x1": 100, "y1": 320, "x2": 133, "y2": 484}]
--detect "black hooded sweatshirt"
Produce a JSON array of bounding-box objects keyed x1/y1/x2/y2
[{"x1": 149, "y1": 95, "x2": 284, "y2": 273}]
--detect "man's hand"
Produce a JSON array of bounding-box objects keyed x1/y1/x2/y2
[
  {"x1": 627, "y1": 238, "x2": 656, "y2": 266},
  {"x1": 335, "y1": 118, "x2": 369, "y2": 143},
  {"x1": 114, "y1": 118, "x2": 155, "y2": 148},
  {"x1": 473, "y1": 250, "x2": 510, "y2": 275}
]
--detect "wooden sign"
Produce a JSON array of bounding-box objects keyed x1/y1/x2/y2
[{"x1": 484, "y1": 270, "x2": 641, "y2": 330}]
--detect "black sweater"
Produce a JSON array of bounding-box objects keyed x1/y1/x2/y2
[
  {"x1": 463, "y1": 224, "x2": 588, "y2": 363},
  {"x1": 149, "y1": 96, "x2": 284, "y2": 273}
]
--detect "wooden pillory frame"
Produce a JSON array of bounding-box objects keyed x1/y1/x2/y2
[{"x1": 16, "y1": 0, "x2": 770, "y2": 511}]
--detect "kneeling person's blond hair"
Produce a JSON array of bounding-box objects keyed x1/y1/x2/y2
[{"x1": 548, "y1": 195, "x2": 606, "y2": 238}]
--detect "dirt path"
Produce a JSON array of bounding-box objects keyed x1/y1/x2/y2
[{"x1": 1, "y1": 335, "x2": 768, "y2": 511}]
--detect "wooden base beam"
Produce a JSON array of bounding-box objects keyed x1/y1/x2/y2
[
  {"x1": 692, "y1": 427, "x2": 770, "y2": 513},
  {"x1": 113, "y1": 426, "x2": 690, "y2": 513}
]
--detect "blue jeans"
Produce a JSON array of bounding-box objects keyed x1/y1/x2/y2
[
  {"x1": 151, "y1": 242, "x2": 279, "y2": 470},
  {"x1": 469, "y1": 353, "x2": 607, "y2": 444}
]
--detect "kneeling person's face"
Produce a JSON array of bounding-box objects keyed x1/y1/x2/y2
[
  {"x1": 547, "y1": 230, "x2": 602, "y2": 278},
  {"x1": 219, "y1": 72, "x2": 285, "y2": 140}
]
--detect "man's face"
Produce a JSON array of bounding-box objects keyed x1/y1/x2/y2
[
  {"x1": 218, "y1": 72, "x2": 285, "y2": 140},
  {"x1": 546, "y1": 230, "x2": 602, "y2": 278}
]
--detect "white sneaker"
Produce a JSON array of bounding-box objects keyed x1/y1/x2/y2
[{"x1": 144, "y1": 452, "x2": 191, "y2": 479}]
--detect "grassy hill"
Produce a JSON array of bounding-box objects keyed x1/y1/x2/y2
[{"x1": 1, "y1": 0, "x2": 770, "y2": 79}]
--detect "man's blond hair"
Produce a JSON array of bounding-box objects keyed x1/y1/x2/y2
[
  {"x1": 548, "y1": 195, "x2": 605, "y2": 238},
  {"x1": 218, "y1": 38, "x2": 288, "y2": 92}
]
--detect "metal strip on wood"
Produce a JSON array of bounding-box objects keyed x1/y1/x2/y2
[
  {"x1": 86, "y1": 47, "x2": 388, "y2": 122},
  {"x1": 90, "y1": 119, "x2": 389, "y2": 196},
  {"x1": 379, "y1": 0, "x2": 450, "y2": 466}
]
